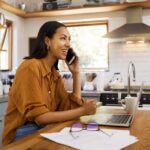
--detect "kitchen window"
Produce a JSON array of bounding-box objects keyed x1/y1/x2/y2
[
  {"x1": 58, "y1": 20, "x2": 109, "y2": 71},
  {"x1": 0, "y1": 20, "x2": 12, "y2": 70}
]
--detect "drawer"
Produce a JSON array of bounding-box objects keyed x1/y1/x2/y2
[
  {"x1": 100, "y1": 93, "x2": 118, "y2": 105},
  {"x1": 140, "y1": 94, "x2": 150, "y2": 104}
]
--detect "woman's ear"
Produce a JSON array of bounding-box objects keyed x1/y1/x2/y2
[{"x1": 44, "y1": 36, "x2": 50, "y2": 46}]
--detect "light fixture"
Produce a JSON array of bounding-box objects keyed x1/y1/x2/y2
[
  {"x1": 126, "y1": 40, "x2": 145, "y2": 44},
  {"x1": 0, "y1": 13, "x2": 6, "y2": 28},
  {"x1": 126, "y1": 41, "x2": 134, "y2": 44},
  {"x1": 125, "y1": 36, "x2": 145, "y2": 44}
]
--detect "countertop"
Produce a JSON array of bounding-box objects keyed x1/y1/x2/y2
[
  {"x1": 104, "y1": 85, "x2": 150, "y2": 93},
  {"x1": 81, "y1": 90, "x2": 101, "y2": 97},
  {"x1": 67, "y1": 90, "x2": 101, "y2": 97},
  {"x1": 102, "y1": 90, "x2": 150, "y2": 94}
]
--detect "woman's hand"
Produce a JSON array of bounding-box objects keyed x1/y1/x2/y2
[
  {"x1": 82, "y1": 100, "x2": 97, "y2": 115},
  {"x1": 67, "y1": 50, "x2": 80, "y2": 75}
]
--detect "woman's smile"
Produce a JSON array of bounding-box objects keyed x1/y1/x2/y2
[{"x1": 61, "y1": 48, "x2": 68, "y2": 57}]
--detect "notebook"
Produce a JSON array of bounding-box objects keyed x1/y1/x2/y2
[{"x1": 80, "y1": 83, "x2": 143, "y2": 127}]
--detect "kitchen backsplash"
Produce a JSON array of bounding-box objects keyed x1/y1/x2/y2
[
  {"x1": 104, "y1": 41, "x2": 150, "y2": 86},
  {"x1": 61, "y1": 41, "x2": 150, "y2": 92}
]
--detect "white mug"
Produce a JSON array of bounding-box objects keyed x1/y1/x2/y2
[{"x1": 121, "y1": 96, "x2": 138, "y2": 114}]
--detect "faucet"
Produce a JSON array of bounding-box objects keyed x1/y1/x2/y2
[{"x1": 127, "y1": 61, "x2": 136, "y2": 97}]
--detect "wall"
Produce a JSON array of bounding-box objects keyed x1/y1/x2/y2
[
  {"x1": 104, "y1": 9, "x2": 150, "y2": 87},
  {"x1": 24, "y1": 9, "x2": 150, "y2": 89},
  {"x1": 1, "y1": 8, "x2": 150, "y2": 90},
  {"x1": 0, "y1": 8, "x2": 25, "y2": 73}
]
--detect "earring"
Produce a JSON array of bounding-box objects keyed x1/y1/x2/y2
[{"x1": 47, "y1": 45, "x2": 49, "y2": 50}]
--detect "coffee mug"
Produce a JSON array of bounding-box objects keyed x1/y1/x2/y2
[{"x1": 121, "y1": 96, "x2": 138, "y2": 114}]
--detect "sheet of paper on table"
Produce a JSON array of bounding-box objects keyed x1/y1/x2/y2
[{"x1": 41, "y1": 127, "x2": 138, "y2": 150}]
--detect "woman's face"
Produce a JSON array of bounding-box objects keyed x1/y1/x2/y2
[{"x1": 48, "y1": 26, "x2": 71, "y2": 61}]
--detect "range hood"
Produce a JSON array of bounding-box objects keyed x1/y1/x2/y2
[{"x1": 103, "y1": 7, "x2": 150, "y2": 39}]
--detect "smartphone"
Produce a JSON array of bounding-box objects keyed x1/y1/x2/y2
[{"x1": 66, "y1": 48, "x2": 76, "y2": 65}]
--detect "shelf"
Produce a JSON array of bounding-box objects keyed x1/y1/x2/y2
[
  {"x1": 1, "y1": 1, "x2": 150, "y2": 18},
  {"x1": 0, "y1": 1, "x2": 26, "y2": 17}
]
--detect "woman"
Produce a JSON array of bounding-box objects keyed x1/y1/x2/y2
[{"x1": 2, "y1": 21, "x2": 97, "y2": 145}]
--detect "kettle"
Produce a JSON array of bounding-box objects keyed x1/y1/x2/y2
[
  {"x1": 111, "y1": 72, "x2": 122, "y2": 83},
  {"x1": 109, "y1": 72, "x2": 124, "y2": 89}
]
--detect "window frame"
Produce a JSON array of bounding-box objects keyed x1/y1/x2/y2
[
  {"x1": 63, "y1": 20, "x2": 109, "y2": 72},
  {"x1": 0, "y1": 20, "x2": 12, "y2": 71}
]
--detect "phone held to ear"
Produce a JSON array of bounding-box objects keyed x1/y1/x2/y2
[{"x1": 66, "y1": 48, "x2": 76, "y2": 65}]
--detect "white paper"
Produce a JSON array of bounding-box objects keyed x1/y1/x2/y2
[{"x1": 41, "y1": 127, "x2": 138, "y2": 150}]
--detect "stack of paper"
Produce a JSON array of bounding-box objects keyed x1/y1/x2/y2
[{"x1": 41, "y1": 127, "x2": 138, "y2": 150}]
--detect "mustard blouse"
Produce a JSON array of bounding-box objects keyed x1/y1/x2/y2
[{"x1": 2, "y1": 58, "x2": 83, "y2": 145}]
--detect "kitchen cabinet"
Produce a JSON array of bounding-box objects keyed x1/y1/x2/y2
[
  {"x1": 100, "y1": 92, "x2": 139, "y2": 106},
  {"x1": 100, "y1": 92, "x2": 119, "y2": 105},
  {"x1": 0, "y1": 96, "x2": 8, "y2": 147},
  {"x1": 140, "y1": 93, "x2": 150, "y2": 105},
  {"x1": 100, "y1": 91, "x2": 150, "y2": 106}
]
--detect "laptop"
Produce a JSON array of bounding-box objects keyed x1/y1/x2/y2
[{"x1": 80, "y1": 83, "x2": 143, "y2": 127}]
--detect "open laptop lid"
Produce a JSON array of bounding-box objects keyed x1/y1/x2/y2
[
  {"x1": 138, "y1": 81, "x2": 144, "y2": 103},
  {"x1": 129, "y1": 81, "x2": 144, "y2": 123},
  {"x1": 80, "y1": 83, "x2": 144, "y2": 127}
]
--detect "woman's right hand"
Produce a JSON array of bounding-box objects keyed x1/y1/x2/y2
[{"x1": 82, "y1": 100, "x2": 97, "y2": 115}]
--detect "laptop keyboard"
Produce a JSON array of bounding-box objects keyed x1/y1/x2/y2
[{"x1": 107, "y1": 115, "x2": 131, "y2": 124}]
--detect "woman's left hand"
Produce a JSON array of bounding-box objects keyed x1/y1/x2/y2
[{"x1": 68, "y1": 55, "x2": 80, "y2": 75}]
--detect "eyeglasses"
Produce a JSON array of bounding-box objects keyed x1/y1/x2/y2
[{"x1": 69, "y1": 122, "x2": 112, "y2": 139}]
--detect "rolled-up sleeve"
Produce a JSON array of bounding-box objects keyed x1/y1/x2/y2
[
  {"x1": 15, "y1": 66, "x2": 49, "y2": 121},
  {"x1": 69, "y1": 93, "x2": 84, "y2": 109},
  {"x1": 56, "y1": 77, "x2": 84, "y2": 111}
]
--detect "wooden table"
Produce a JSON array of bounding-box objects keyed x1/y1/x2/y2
[{"x1": 1, "y1": 108, "x2": 150, "y2": 150}]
